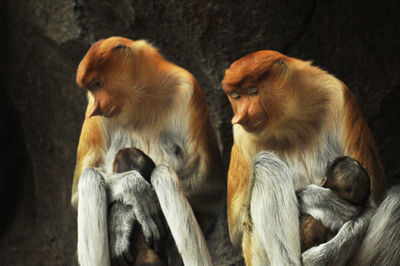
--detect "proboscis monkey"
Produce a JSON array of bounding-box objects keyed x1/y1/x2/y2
[
  {"x1": 72, "y1": 37, "x2": 228, "y2": 266},
  {"x1": 300, "y1": 156, "x2": 370, "y2": 252},
  {"x1": 222, "y1": 50, "x2": 400, "y2": 265}
]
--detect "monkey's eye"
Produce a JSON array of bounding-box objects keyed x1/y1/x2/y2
[
  {"x1": 246, "y1": 87, "x2": 258, "y2": 95},
  {"x1": 230, "y1": 92, "x2": 241, "y2": 99},
  {"x1": 88, "y1": 80, "x2": 104, "y2": 90}
]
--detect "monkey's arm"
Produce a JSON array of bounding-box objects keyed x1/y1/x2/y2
[
  {"x1": 107, "y1": 201, "x2": 137, "y2": 266},
  {"x1": 296, "y1": 185, "x2": 361, "y2": 231},
  {"x1": 77, "y1": 167, "x2": 110, "y2": 266},
  {"x1": 227, "y1": 144, "x2": 252, "y2": 246},
  {"x1": 302, "y1": 186, "x2": 400, "y2": 266},
  {"x1": 72, "y1": 113, "x2": 105, "y2": 209},
  {"x1": 352, "y1": 186, "x2": 400, "y2": 265},
  {"x1": 184, "y1": 78, "x2": 227, "y2": 215},
  {"x1": 297, "y1": 184, "x2": 376, "y2": 266},
  {"x1": 301, "y1": 207, "x2": 374, "y2": 266},
  {"x1": 342, "y1": 85, "x2": 386, "y2": 203},
  {"x1": 73, "y1": 116, "x2": 110, "y2": 266},
  {"x1": 249, "y1": 151, "x2": 301, "y2": 265},
  {"x1": 151, "y1": 163, "x2": 212, "y2": 266},
  {"x1": 106, "y1": 170, "x2": 166, "y2": 254}
]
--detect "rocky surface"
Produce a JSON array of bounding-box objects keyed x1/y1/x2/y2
[{"x1": 1, "y1": 0, "x2": 399, "y2": 264}]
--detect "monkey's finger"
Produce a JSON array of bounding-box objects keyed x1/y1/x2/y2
[
  {"x1": 145, "y1": 218, "x2": 163, "y2": 252},
  {"x1": 154, "y1": 214, "x2": 166, "y2": 240},
  {"x1": 142, "y1": 225, "x2": 154, "y2": 250}
]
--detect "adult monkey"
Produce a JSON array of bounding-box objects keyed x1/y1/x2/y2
[
  {"x1": 222, "y1": 50, "x2": 400, "y2": 265},
  {"x1": 72, "y1": 37, "x2": 240, "y2": 265}
]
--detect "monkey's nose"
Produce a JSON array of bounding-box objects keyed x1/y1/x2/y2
[
  {"x1": 232, "y1": 111, "x2": 247, "y2": 125},
  {"x1": 87, "y1": 99, "x2": 102, "y2": 118}
]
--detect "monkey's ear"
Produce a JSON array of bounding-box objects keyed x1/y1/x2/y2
[
  {"x1": 113, "y1": 44, "x2": 129, "y2": 50},
  {"x1": 273, "y1": 58, "x2": 288, "y2": 75}
]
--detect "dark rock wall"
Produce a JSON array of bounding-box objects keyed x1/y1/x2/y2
[{"x1": 1, "y1": 0, "x2": 399, "y2": 264}]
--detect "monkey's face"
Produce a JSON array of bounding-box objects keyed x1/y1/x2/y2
[
  {"x1": 222, "y1": 51, "x2": 289, "y2": 133},
  {"x1": 225, "y1": 86, "x2": 268, "y2": 132},
  {"x1": 86, "y1": 85, "x2": 124, "y2": 118},
  {"x1": 76, "y1": 37, "x2": 135, "y2": 118}
]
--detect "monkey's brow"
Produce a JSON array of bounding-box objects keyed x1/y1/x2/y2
[
  {"x1": 222, "y1": 84, "x2": 238, "y2": 93},
  {"x1": 223, "y1": 76, "x2": 249, "y2": 89}
]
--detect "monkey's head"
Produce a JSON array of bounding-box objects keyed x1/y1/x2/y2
[
  {"x1": 76, "y1": 37, "x2": 169, "y2": 122},
  {"x1": 222, "y1": 51, "x2": 291, "y2": 133},
  {"x1": 222, "y1": 50, "x2": 337, "y2": 152},
  {"x1": 322, "y1": 156, "x2": 371, "y2": 206},
  {"x1": 76, "y1": 37, "x2": 134, "y2": 118}
]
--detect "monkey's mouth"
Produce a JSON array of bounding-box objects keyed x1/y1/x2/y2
[
  {"x1": 102, "y1": 104, "x2": 121, "y2": 118},
  {"x1": 87, "y1": 100, "x2": 120, "y2": 118},
  {"x1": 243, "y1": 118, "x2": 267, "y2": 132}
]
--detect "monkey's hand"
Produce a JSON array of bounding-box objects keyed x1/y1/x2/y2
[
  {"x1": 300, "y1": 190, "x2": 375, "y2": 266},
  {"x1": 301, "y1": 214, "x2": 371, "y2": 266},
  {"x1": 296, "y1": 184, "x2": 360, "y2": 231},
  {"x1": 108, "y1": 201, "x2": 137, "y2": 265},
  {"x1": 301, "y1": 242, "x2": 334, "y2": 266},
  {"x1": 107, "y1": 171, "x2": 166, "y2": 254}
]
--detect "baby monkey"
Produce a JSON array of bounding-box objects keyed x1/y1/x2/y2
[
  {"x1": 113, "y1": 148, "x2": 156, "y2": 182},
  {"x1": 300, "y1": 156, "x2": 371, "y2": 252},
  {"x1": 111, "y1": 147, "x2": 165, "y2": 266}
]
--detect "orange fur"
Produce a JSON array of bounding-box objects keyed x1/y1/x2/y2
[
  {"x1": 341, "y1": 84, "x2": 386, "y2": 202},
  {"x1": 185, "y1": 77, "x2": 226, "y2": 212},
  {"x1": 227, "y1": 144, "x2": 251, "y2": 245},
  {"x1": 72, "y1": 106, "x2": 105, "y2": 201}
]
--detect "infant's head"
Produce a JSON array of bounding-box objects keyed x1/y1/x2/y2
[
  {"x1": 113, "y1": 148, "x2": 155, "y2": 181},
  {"x1": 322, "y1": 156, "x2": 370, "y2": 205}
]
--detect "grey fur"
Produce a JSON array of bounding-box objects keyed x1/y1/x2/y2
[
  {"x1": 108, "y1": 201, "x2": 136, "y2": 265},
  {"x1": 106, "y1": 170, "x2": 166, "y2": 253},
  {"x1": 297, "y1": 185, "x2": 361, "y2": 231},
  {"x1": 302, "y1": 207, "x2": 374, "y2": 266},
  {"x1": 250, "y1": 151, "x2": 301, "y2": 265},
  {"x1": 299, "y1": 182, "x2": 400, "y2": 265},
  {"x1": 77, "y1": 168, "x2": 110, "y2": 266},
  {"x1": 151, "y1": 164, "x2": 212, "y2": 266},
  {"x1": 351, "y1": 185, "x2": 400, "y2": 266}
]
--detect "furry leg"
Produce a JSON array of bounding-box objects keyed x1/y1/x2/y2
[
  {"x1": 151, "y1": 163, "x2": 212, "y2": 266},
  {"x1": 352, "y1": 185, "x2": 400, "y2": 266},
  {"x1": 77, "y1": 168, "x2": 110, "y2": 266},
  {"x1": 250, "y1": 151, "x2": 301, "y2": 266}
]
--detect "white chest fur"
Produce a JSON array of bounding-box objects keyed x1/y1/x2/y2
[
  {"x1": 101, "y1": 121, "x2": 188, "y2": 177},
  {"x1": 281, "y1": 129, "x2": 345, "y2": 189}
]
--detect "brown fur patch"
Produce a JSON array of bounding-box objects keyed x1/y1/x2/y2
[
  {"x1": 341, "y1": 83, "x2": 386, "y2": 202},
  {"x1": 185, "y1": 76, "x2": 226, "y2": 215},
  {"x1": 227, "y1": 144, "x2": 252, "y2": 246},
  {"x1": 300, "y1": 214, "x2": 331, "y2": 252},
  {"x1": 72, "y1": 112, "x2": 105, "y2": 197}
]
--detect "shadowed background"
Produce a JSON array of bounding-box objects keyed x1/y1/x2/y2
[{"x1": 1, "y1": 0, "x2": 399, "y2": 265}]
